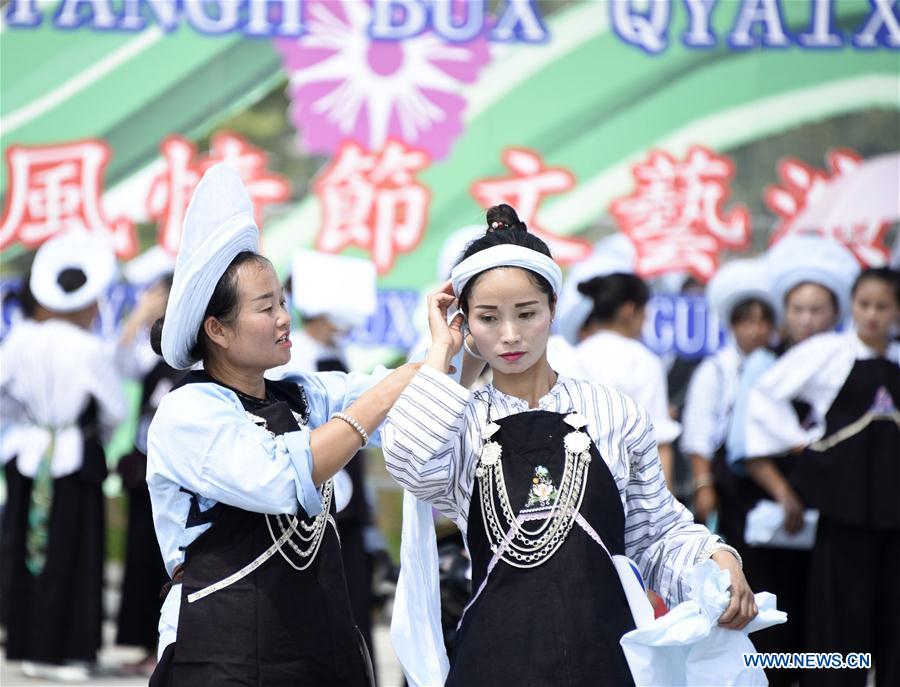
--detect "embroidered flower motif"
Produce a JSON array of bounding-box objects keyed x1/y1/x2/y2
[
  {"x1": 563, "y1": 412, "x2": 589, "y2": 430},
  {"x1": 534, "y1": 482, "x2": 554, "y2": 501},
  {"x1": 480, "y1": 440, "x2": 502, "y2": 467},
  {"x1": 526, "y1": 465, "x2": 559, "y2": 508},
  {"x1": 564, "y1": 430, "x2": 591, "y2": 455}
]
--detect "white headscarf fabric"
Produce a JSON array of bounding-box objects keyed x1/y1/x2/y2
[
  {"x1": 161, "y1": 164, "x2": 260, "y2": 369},
  {"x1": 707, "y1": 257, "x2": 775, "y2": 324},
  {"x1": 29, "y1": 232, "x2": 117, "y2": 313},
  {"x1": 767, "y1": 234, "x2": 860, "y2": 320},
  {"x1": 450, "y1": 244, "x2": 562, "y2": 298}
]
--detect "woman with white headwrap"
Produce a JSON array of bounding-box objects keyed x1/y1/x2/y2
[
  {"x1": 681, "y1": 258, "x2": 777, "y2": 528},
  {"x1": 144, "y1": 164, "x2": 419, "y2": 686},
  {"x1": 725, "y1": 234, "x2": 860, "y2": 687},
  {"x1": 382, "y1": 204, "x2": 757, "y2": 686},
  {"x1": 0, "y1": 233, "x2": 126, "y2": 682},
  {"x1": 741, "y1": 265, "x2": 900, "y2": 687}
]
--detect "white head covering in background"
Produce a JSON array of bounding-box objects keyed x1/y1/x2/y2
[
  {"x1": 706, "y1": 257, "x2": 775, "y2": 325},
  {"x1": 291, "y1": 249, "x2": 377, "y2": 331},
  {"x1": 29, "y1": 232, "x2": 117, "y2": 313},
  {"x1": 766, "y1": 234, "x2": 860, "y2": 321},
  {"x1": 123, "y1": 245, "x2": 176, "y2": 286},
  {"x1": 556, "y1": 233, "x2": 636, "y2": 345},
  {"x1": 161, "y1": 164, "x2": 259, "y2": 370},
  {"x1": 437, "y1": 225, "x2": 485, "y2": 281},
  {"x1": 4, "y1": 233, "x2": 125, "y2": 478}
]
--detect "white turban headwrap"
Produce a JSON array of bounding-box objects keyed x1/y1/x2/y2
[
  {"x1": 707, "y1": 257, "x2": 776, "y2": 324},
  {"x1": 161, "y1": 164, "x2": 259, "y2": 369},
  {"x1": 766, "y1": 234, "x2": 860, "y2": 320},
  {"x1": 29, "y1": 233, "x2": 117, "y2": 313},
  {"x1": 449, "y1": 244, "x2": 562, "y2": 300}
]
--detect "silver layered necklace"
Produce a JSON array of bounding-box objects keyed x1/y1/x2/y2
[
  {"x1": 475, "y1": 403, "x2": 593, "y2": 569},
  {"x1": 247, "y1": 409, "x2": 337, "y2": 572}
]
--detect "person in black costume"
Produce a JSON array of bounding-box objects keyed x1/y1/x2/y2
[
  {"x1": 0, "y1": 233, "x2": 125, "y2": 682},
  {"x1": 383, "y1": 204, "x2": 757, "y2": 686},
  {"x1": 744, "y1": 267, "x2": 900, "y2": 687},
  {"x1": 114, "y1": 275, "x2": 181, "y2": 676},
  {"x1": 144, "y1": 164, "x2": 419, "y2": 686}
]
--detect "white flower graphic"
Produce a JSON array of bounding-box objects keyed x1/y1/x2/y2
[{"x1": 276, "y1": 0, "x2": 491, "y2": 160}]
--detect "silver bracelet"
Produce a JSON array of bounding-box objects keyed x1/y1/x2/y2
[
  {"x1": 703, "y1": 540, "x2": 743, "y2": 569},
  {"x1": 332, "y1": 412, "x2": 369, "y2": 448}
]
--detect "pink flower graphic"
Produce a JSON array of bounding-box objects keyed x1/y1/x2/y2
[{"x1": 275, "y1": 0, "x2": 491, "y2": 160}]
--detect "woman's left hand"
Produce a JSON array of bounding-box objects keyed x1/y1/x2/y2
[{"x1": 712, "y1": 551, "x2": 758, "y2": 630}]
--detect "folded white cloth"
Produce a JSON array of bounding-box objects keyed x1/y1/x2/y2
[
  {"x1": 620, "y1": 559, "x2": 787, "y2": 687},
  {"x1": 744, "y1": 499, "x2": 819, "y2": 550},
  {"x1": 390, "y1": 491, "x2": 450, "y2": 687}
]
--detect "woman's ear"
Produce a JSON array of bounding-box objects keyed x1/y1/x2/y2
[{"x1": 204, "y1": 316, "x2": 230, "y2": 350}]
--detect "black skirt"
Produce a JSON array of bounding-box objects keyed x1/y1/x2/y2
[{"x1": 0, "y1": 405, "x2": 106, "y2": 664}]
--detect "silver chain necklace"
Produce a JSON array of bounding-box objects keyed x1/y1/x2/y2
[
  {"x1": 246, "y1": 410, "x2": 335, "y2": 572},
  {"x1": 475, "y1": 408, "x2": 593, "y2": 569}
]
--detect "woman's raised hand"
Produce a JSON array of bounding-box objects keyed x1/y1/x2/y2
[{"x1": 425, "y1": 281, "x2": 464, "y2": 372}]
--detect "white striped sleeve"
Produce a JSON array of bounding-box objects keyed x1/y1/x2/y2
[
  {"x1": 620, "y1": 394, "x2": 719, "y2": 608},
  {"x1": 382, "y1": 365, "x2": 473, "y2": 522}
]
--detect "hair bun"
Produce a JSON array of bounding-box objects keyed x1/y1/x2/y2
[
  {"x1": 486, "y1": 204, "x2": 527, "y2": 233},
  {"x1": 150, "y1": 316, "x2": 165, "y2": 357}
]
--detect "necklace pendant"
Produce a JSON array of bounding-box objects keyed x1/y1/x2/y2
[
  {"x1": 480, "y1": 440, "x2": 502, "y2": 467},
  {"x1": 563, "y1": 429, "x2": 591, "y2": 455},
  {"x1": 563, "y1": 412, "x2": 589, "y2": 430}
]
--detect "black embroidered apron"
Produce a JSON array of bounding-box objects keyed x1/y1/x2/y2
[
  {"x1": 799, "y1": 358, "x2": 900, "y2": 687},
  {"x1": 150, "y1": 375, "x2": 372, "y2": 687},
  {"x1": 794, "y1": 358, "x2": 900, "y2": 530},
  {"x1": 446, "y1": 410, "x2": 636, "y2": 687}
]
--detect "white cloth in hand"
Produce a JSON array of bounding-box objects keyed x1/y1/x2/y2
[{"x1": 620, "y1": 559, "x2": 787, "y2": 686}]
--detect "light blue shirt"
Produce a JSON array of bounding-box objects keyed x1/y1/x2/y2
[
  {"x1": 146, "y1": 367, "x2": 388, "y2": 657},
  {"x1": 725, "y1": 349, "x2": 777, "y2": 470}
]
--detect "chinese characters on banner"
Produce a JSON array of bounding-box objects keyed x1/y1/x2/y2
[
  {"x1": 470, "y1": 148, "x2": 591, "y2": 265},
  {"x1": 148, "y1": 132, "x2": 291, "y2": 256},
  {"x1": 3, "y1": 137, "x2": 891, "y2": 286},
  {"x1": 765, "y1": 148, "x2": 891, "y2": 267},
  {"x1": 0, "y1": 133, "x2": 291, "y2": 260},
  {"x1": 0, "y1": 140, "x2": 137, "y2": 258},
  {"x1": 610, "y1": 146, "x2": 751, "y2": 282},
  {"x1": 315, "y1": 139, "x2": 431, "y2": 275}
]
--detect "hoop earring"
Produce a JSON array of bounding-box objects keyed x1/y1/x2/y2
[{"x1": 461, "y1": 324, "x2": 484, "y2": 360}]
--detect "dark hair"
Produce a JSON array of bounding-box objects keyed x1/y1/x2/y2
[
  {"x1": 730, "y1": 297, "x2": 776, "y2": 328},
  {"x1": 577, "y1": 272, "x2": 649, "y2": 327},
  {"x1": 852, "y1": 267, "x2": 900, "y2": 305},
  {"x1": 15, "y1": 270, "x2": 39, "y2": 319},
  {"x1": 456, "y1": 204, "x2": 554, "y2": 313},
  {"x1": 785, "y1": 280, "x2": 839, "y2": 314},
  {"x1": 57, "y1": 267, "x2": 88, "y2": 293},
  {"x1": 150, "y1": 252, "x2": 271, "y2": 359}
]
